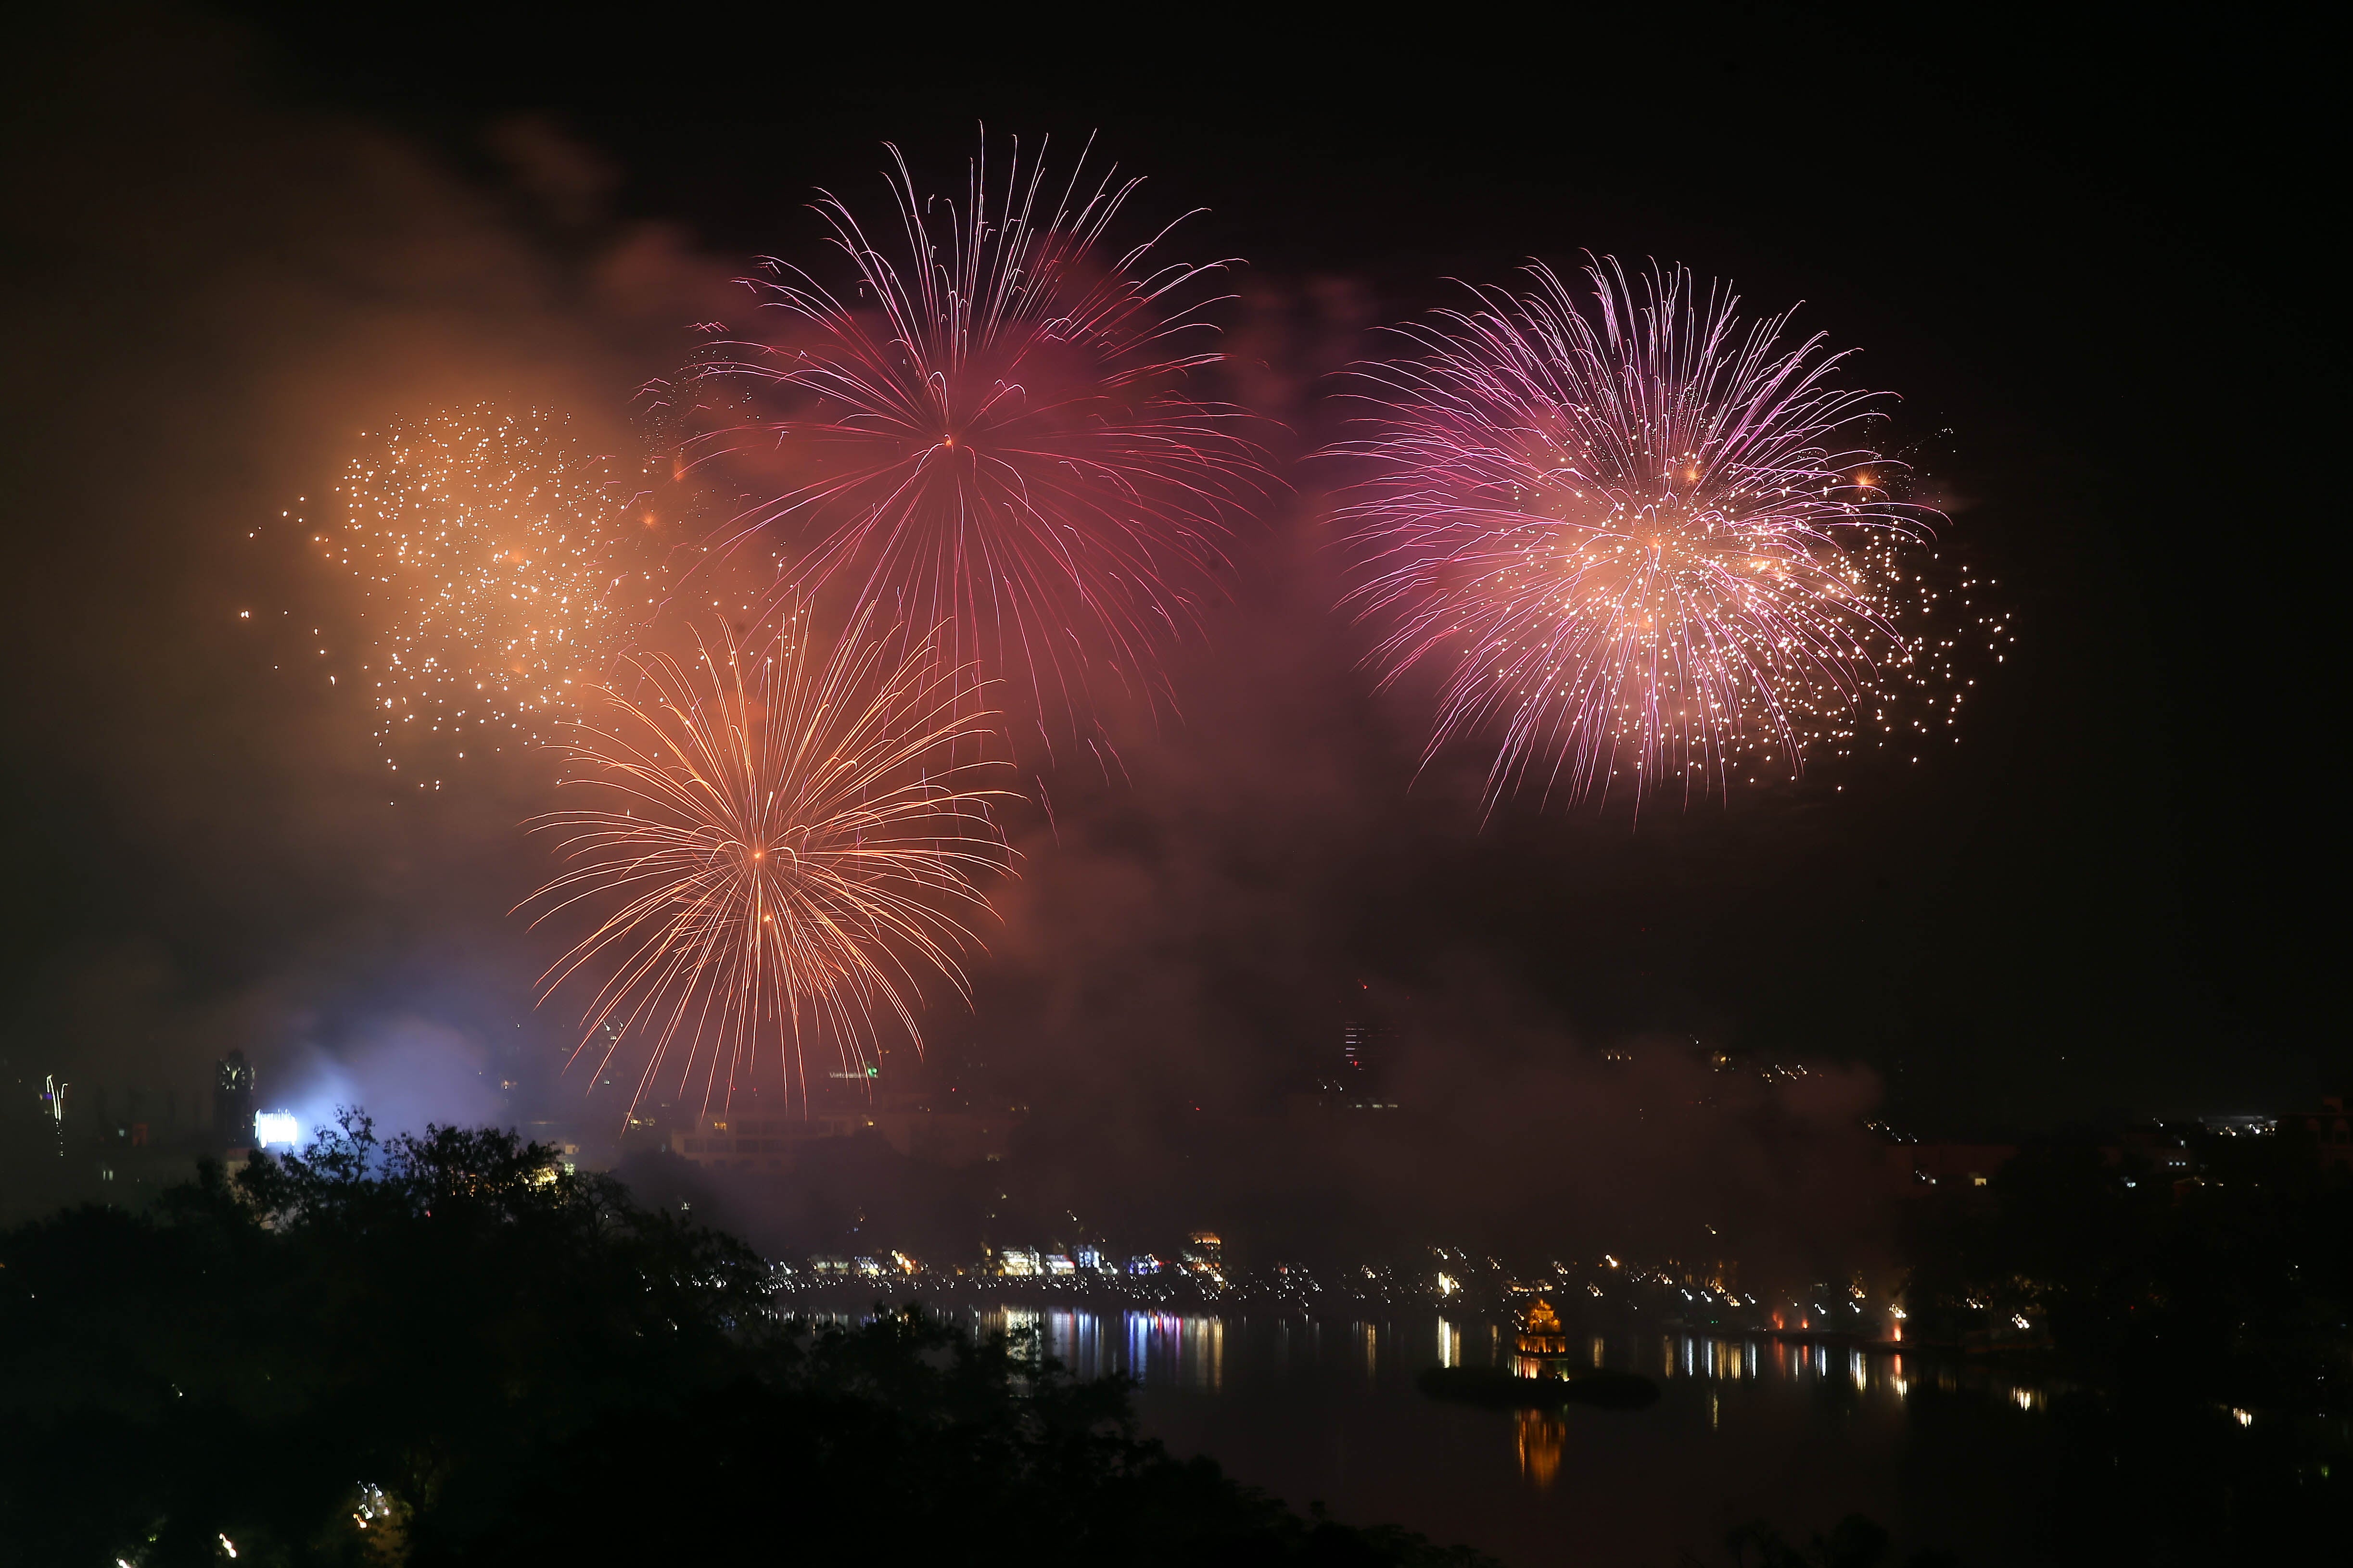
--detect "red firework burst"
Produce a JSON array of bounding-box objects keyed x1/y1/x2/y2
[{"x1": 687, "y1": 137, "x2": 1269, "y2": 755}]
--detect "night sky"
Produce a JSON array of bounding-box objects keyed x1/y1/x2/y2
[{"x1": 1, "y1": 0, "x2": 2330, "y2": 1178}]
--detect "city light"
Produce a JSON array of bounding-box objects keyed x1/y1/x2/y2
[{"x1": 254, "y1": 1111, "x2": 301, "y2": 1148}]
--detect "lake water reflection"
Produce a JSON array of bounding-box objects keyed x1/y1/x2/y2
[{"x1": 928, "y1": 1306, "x2": 2058, "y2": 1566}]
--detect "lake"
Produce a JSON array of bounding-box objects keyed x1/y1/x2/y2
[{"x1": 927, "y1": 1305, "x2": 2061, "y2": 1566}]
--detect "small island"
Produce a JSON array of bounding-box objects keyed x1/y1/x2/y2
[{"x1": 1419, "y1": 1300, "x2": 1661, "y2": 1411}]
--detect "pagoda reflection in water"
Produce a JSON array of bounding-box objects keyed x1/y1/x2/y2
[{"x1": 1515, "y1": 1408, "x2": 1565, "y2": 1489}]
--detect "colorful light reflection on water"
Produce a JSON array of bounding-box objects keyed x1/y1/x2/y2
[
  {"x1": 797, "y1": 1304, "x2": 2049, "y2": 1417},
  {"x1": 791, "y1": 1305, "x2": 2054, "y2": 1563}
]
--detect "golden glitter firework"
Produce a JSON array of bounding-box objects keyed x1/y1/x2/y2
[
  {"x1": 318, "y1": 405, "x2": 668, "y2": 776},
  {"x1": 520, "y1": 605, "x2": 1010, "y2": 1115}
]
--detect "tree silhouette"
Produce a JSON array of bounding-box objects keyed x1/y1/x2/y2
[{"x1": 0, "y1": 1113, "x2": 1492, "y2": 1567}]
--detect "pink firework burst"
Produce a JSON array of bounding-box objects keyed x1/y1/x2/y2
[
  {"x1": 1336, "y1": 257, "x2": 1941, "y2": 812},
  {"x1": 689, "y1": 137, "x2": 1268, "y2": 755}
]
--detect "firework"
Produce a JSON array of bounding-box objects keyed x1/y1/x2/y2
[
  {"x1": 1337, "y1": 257, "x2": 1971, "y2": 811},
  {"x1": 521, "y1": 604, "x2": 1009, "y2": 1115},
  {"x1": 318, "y1": 405, "x2": 669, "y2": 773},
  {"x1": 686, "y1": 137, "x2": 1267, "y2": 750}
]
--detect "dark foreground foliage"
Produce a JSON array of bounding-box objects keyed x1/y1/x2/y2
[
  {"x1": 1696, "y1": 1514, "x2": 1956, "y2": 1568},
  {"x1": 0, "y1": 1116, "x2": 1494, "y2": 1568}
]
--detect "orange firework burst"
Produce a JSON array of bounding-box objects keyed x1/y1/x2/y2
[{"x1": 520, "y1": 604, "x2": 1010, "y2": 1115}]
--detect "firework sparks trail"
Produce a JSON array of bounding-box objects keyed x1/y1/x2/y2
[
  {"x1": 686, "y1": 136, "x2": 1269, "y2": 753},
  {"x1": 318, "y1": 405, "x2": 669, "y2": 777},
  {"x1": 519, "y1": 604, "x2": 1011, "y2": 1117},
  {"x1": 1337, "y1": 257, "x2": 1958, "y2": 813}
]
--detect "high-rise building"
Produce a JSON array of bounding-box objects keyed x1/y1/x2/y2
[
  {"x1": 214, "y1": 1051, "x2": 255, "y2": 1149},
  {"x1": 1181, "y1": 1231, "x2": 1226, "y2": 1284},
  {"x1": 40, "y1": 1075, "x2": 67, "y2": 1156},
  {"x1": 2284, "y1": 1095, "x2": 2352, "y2": 1171},
  {"x1": 1281, "y1": 1013, "x2": 1401, "y2": 1117}
]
